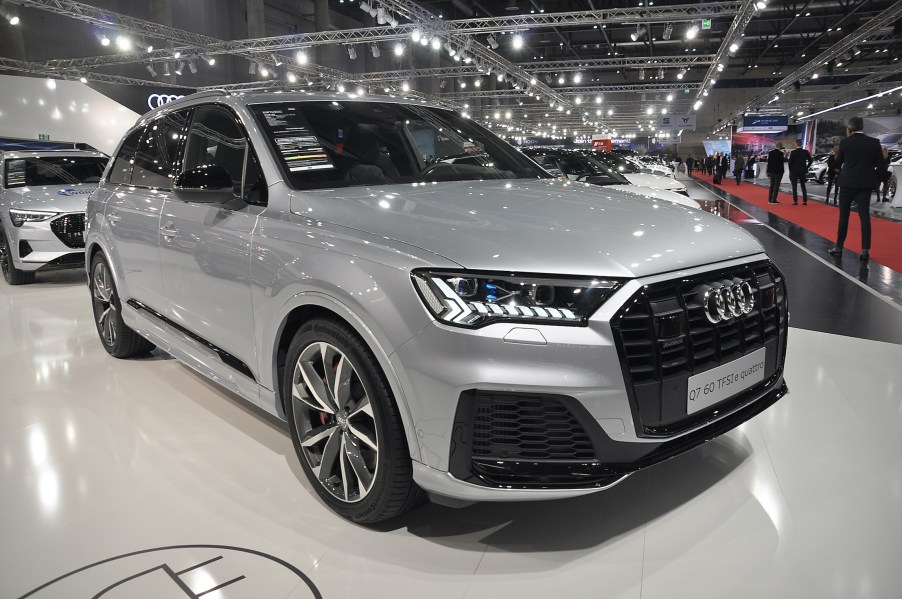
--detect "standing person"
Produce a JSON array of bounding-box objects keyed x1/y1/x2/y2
[
  {"x1": 733, "y1": 154, "x2": 745, "y2": 185},
  {"x1": 766, "y1": 142, "x2": 785, "y2": 203},
  {"x1": 824, "y1": 145, "x2": 840, "y2": 204},
  {"x1": 828, "y1": 116, "x2": 886, "y2": 261},
  {"x1": 712, "y1": 153, "x2": 722, "y2": 183},
  {"x1": 720, "y1": 153, "x2": 730, "y2": 180},
  {"x1": 746, "y1": 154, "x2": 756, "y2": 179},
  {"x1": 788, "y1": 140, "x2": 813, "y2": 205},
  {"x1": 685, "y1": 154, "x2": 694, "y2": 176}
]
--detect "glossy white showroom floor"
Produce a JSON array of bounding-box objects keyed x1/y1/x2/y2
[{"x1": 3, "y1": 271, "x2": 902, "y2": 599}]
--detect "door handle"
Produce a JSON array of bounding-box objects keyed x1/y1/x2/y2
[
  {"x1": 160, "y1": 225, "x2": 178, "y2": 239},
  {"x1": 107, "y1": 212, "x2": 121, "y2": 224}
]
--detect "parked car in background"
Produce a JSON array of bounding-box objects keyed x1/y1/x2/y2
[
  {"x1": 806, "y1": 154, "x2": 830, "y2": 183},
  {"x1": 87, "y1": 91, "x2": 788, "y2": 523},
  {"x1": 0, "y1": 149, "x2": 108, "y2": 284},
  {"x1": 588, "y1": 150, "x2": 689, "y2": 195},
  {"x1": 876, "y1": 132, "x2": 902, "y2": 150},
  {"x1": 522, "y1": 148, "x2": 699, "y2": 208}
]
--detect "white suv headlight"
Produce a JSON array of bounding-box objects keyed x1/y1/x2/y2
[
  {"x1": 412, "y1": 270, "x2": 621, "y2": 328},
  {"x1": 9, "y1": 209, "x2": 58, "y2": 227}
]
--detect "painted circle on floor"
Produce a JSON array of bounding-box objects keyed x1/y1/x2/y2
[{"x1": 18, "y1": 544, "x2": 321, "y2": 598}]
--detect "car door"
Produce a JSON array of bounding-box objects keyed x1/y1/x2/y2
[{"x1": 159, "y1": 104, "x2": 266, "y2": 379}]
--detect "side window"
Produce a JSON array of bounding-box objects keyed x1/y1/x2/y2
[
  {"x1": 182, "y1": 105, "x2": 266, "y2": 205},
  {"x1": 131, "y1": 110, "x2": 190, "y2": 190},
  {"x1": 108, "y1": 127, "x2": 144, "y2": 185}
]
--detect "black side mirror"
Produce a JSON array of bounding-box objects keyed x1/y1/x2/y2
[{"x1": 173, "y1": 165, "x2": 235, "y2": 204}]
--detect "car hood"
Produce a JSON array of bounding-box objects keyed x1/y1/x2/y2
[
  {"x1": 612, "y1": 184, "x2": 701, "y2": 209},
  {"x1": 291, "y1": 179, "x2": 763, "y2": 278},
  {"x1": 2, "y1": 184, "x2": 95, "y2": 213},
  {"x1": 623, "y1": 173, "x2": 686, "y2": 191}
]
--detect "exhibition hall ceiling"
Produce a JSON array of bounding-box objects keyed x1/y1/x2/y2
[{"x1": 0, "y1": 0, "x2": 901, "y2": 138}]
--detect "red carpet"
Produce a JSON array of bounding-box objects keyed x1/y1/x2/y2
[{"x1": 693, "y1": 172, "x2": 902, "y2": 273}]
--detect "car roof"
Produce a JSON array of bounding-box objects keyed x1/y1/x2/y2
[{"x1": 0, "y1": 150, "x2": 107, "y2": 159}]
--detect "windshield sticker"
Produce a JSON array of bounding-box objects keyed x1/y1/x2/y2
[
  {"x1": 5, "y1": 159, "x2": 26, "y2": 187},
  {"x1": 258, "y1": 108, "x2": 335, "y2": 172}
]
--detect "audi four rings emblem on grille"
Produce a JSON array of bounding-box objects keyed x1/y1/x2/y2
[
  {"x1": 146, "y1": 94, "x2": 185, "y2": 110},
  {"x1": 701, "y1": 281, "x2": 755, "y2": 323}
]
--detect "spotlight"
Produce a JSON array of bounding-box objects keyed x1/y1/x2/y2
[
  {"x1": 296, "y1": 49, "x2": 308, "y2": 64},
  {"x1": 439, "y1": 78, "x2": 447, "y2": 89},
  {"x1": 347, "y1": 45, "x2": 357, "y2": 60},
  {"x1": 412, "y1": 29, "x2": 421, "y2": 42},
  {"x1": 79, "y1": 76, "x2": 87, "y2": 83},
  {"x1": 188, "y1": 59, "x2": 198, "y2": 74},
  {"x1": 558, "y1": 75, "x2": 565, "y2": 84},
  {"x1": 360, "y1": 1, "x2": 372, "y2": 12},
  {"x1": 666, "y1": 93, "x2": 673, "y2": 101},
  {"x1": 337, "y1": 83, "x2": 346, "y2": 93},
  {"x1": 487, "y1": 35, "x2": 499, "y2": 49},
  {"x1": 657, "y1": 68, "x2": 665, "y2": 79},
  {"x1": 370, "y1": 43, "x2": 380, "y2": 57},
  {"x1": 716, "y1": 63, "x2": 724, "y2": 71},
  {"x1": 202, "y1": 54, "x2": 215, "y2": 66},
  {"x1": 693, "y1": 100, "x2": 702, "y2": 110},
  {"x1": 573, "y1": 72, "x2": 582, "y2": 83},
  {"x1": 402, "y1": 81, "x2": 410, "y2": 91},
  {"x1": 677, "y1": 68, "x2": 686, "y2": 79},
  {"x1": 474, "y1": 78, "x2": 481, "y2": 88},
  {"x1": 45, "y1": 78, "x2": 56, "y2": 90},
  {"x1": 357, "y1": 86, "x2": 365, "y2": 95},
  {"x1": 162, "y1": 62, "x2": 171, "y2": 76},
  {"x1": 512, "y1": 35, "x2": 524, "y2": 49},
  {"x1": 287, "y1": 72, "x2": 297, "y2": 83},
  {"x1": 8, "y1": 15, "x2": 20, "y2": 25},
  {"x1": 174, "y1": 60, "x2": 184, "y2": 75},
  {"x1": 686, "y1": 24, "x2": 699, "y2": 40},
  {"x1": 595, "y1": 95, "x2": 602, "y2": 103},
  {"x1": 431, "y1": 37, "x2": 441, "y2": 50},
  {"x1": 394, "y1": 43, "x2": 404, "y2": 56},
  {"x1": 173, "y1": 50, "x2": 181, "y2": 59},
  {"x1": 729, "y1": 42, "x2": 739, "y2": 53},
  {"x1": 459, "y1": 79, "x2": 467, "y2": 88},
  {"x1": 271, "y1": 53, "x2": 283, "y2": 66},
  {"x1": 145, "y1": 64, "x2": 157, "y2": 77},
  {"x1": 662, "y1": 23, "x2": 673, "y2": 40},
  {"x1": 755, "y1": 0, "x2": 767, "y2": 9},
  {"x1": 420, "y1": 36, "x2": 428, "y2": 46},
  {"x1": 376, "y1": 6, "x2": 386, "y2": 24},
  {"x1": 115, "y1": 35, "x2": 132, "y2": 51},
  {"x1": 631, "y1": 26, "x2": 647, "y2": 42},
  {"x1": 260, "y1": 66, "x2": 269, "y2": 77},
  {"x1": 639, "y1": 69, "x2": 645, "y2": 80},
  {"x1": 100, "y1": 35, "x2": 111, "y2": 47},
  {"x1": 249, "y1": 60, "x2": 257, "y2": 75}
]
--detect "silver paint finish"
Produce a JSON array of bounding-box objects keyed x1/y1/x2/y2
[{"x1": 86, "y1": 91, "x2": 780, "y2": 503}]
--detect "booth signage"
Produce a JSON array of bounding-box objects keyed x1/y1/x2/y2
[
  {"x1": 738, "y1": 115, "x2": 789, "y2": 133},
  {"x1": 591, "y1": 133, "x2": 612, "y2": 151},
  {"x1": 702, "y1": 19, "x2": 712, "y2": 29},
  {"x1": 658, "y1": 114, "x2": 696, "y2": 131}
]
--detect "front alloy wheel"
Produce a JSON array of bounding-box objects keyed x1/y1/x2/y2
[
  {"x1": 0, "y1": 227, "x2": 35, "y2": 285},
  {"x1": 284, "y1": 319, "x2": 423, "y2": 523},
  {"x1": 89, "y1": 253, "x2": 154, "y2": 358}
]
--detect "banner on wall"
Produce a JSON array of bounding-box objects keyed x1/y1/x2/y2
[
  {"x1": 87, "y1": 81, "x2": 196, "y2": 114},
  {"x1": 702, "y1": 140, "x2": 731, "y2": 156},
  {"x1": 737, "y1": 115, "x2": 789, "y2": 133},
  {"x1": 730, "y1": 123, "x2": 808, "y2": 159}
]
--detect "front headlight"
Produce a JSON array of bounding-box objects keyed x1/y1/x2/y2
[
  {"x1": 411, "y1": 269, "x2": 621, "y2": 328},
  {"x1": 9, "y1": 209, "x2": 58, "y2": 227}
]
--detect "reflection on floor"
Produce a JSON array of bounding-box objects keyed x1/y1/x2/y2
[{"x1": 1, "y1": 265, "x2": 901, "y2": 598}]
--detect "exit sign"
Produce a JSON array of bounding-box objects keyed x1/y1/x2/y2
[
  {"x1": 702, "y1": 19, "x2": 712, "y2": 29},
  {"x1": 38, "y1": 134, "x2": 50, "y2": 140}
]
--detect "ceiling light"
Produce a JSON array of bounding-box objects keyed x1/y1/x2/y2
[
  {"x1": 145, "y1": 64, "x2": 156, "y2": 77},
  {"x1": 360, "y1": 1, "x2": 372, "y2": 12},
  {"x1": 202, "y1": 54, "x2": 215, "y2": 66},
  {"x1": 431, "y1": 37, "x2": 441, "y2": 50},
  {"x1": 677, "y1": 68, "x2": 686, "y2": 79},
  {"x1": 174, "y1": 60, "x2": 184, "y2": 75},
  {"x1": 347, "y1": 45, "x2": 357, "y2": 59},
  {"x1": 558, "y1": 75, "x2": 565, "y2": 84},
  {"x1": 686, "y1": 25, "x2": 699, "y2": 40},
  {"x1": 608, "y1": 109, "x2": 614, "y2": 115},
  {"x1": 79, "y1": 76, "x2": 87, "y2": 83},
  {"x1": 639, "y1": 69, "x2": 645, "y2": 80},
  {"x1": 512, "y1": 35, "x2": 524, "y2": 49},
  {"x1": 631, "y1": 26, "x2": 647, "y2": 42},
  {"x1": 45, "y1": 78, "x2": 56, "y2": 90},
  {"x1": 474, "y1": 78, "x2": 482, "y2": 88},
  {"x1": 756, "y1": 0, "x2": 767, "y2": 9},
  {"x1": 487, "y1": 35, "x2": 499, "y2": 49},
  {"x1": 662, "y1": 23, "x2": 673, "y2": 40},
  {"x1": 666, "y1": 93, "x2": 674, "y2": 101},
  {"x1": 162, "y1": 62, "x2": 171, "y2": 76},
  {"x1": 271, "y1": 53, "x2": 283, "y2": 66},
  {"x1": 693, "y1": 100, "x2": 702, "y2": 110},
  {"x1": 420, "y1": 36, "x2": 428, "y2": 46},
  {"x1": 573, "y1": 72, "x2": 582, "y2": 83},
  {"x1": 459, "y1": 79, "x2": 467, "y2": 88},
  {"x1": 402, "y1": 81, "x2": 410, "y2": 91},
  {"x1": 188, "y1": 59, "x2": 198, "y2": 74},
  {"x1": 394, "y1": 43, "x2": 404, "y2": 56},
  {"x1": 412, "y1": 29, "x2": 421, "y2": 42},
  {"x1": 357, "y1": 86, "x2": 365, "y2": 95},
  {"x1": 370, "y1": 43, "x2": 380, "y2": 58},
  {"x1": 729, "y1": 43, "x2": 739, "y2": 53},
  {"x1": 297, "y1": 49, "x2": 308, "y2": 64},
  {"x1": 716, "y1": 63, "x2": 724, "y2": 71},
  {"x1": 657, "y1": 68, "x2": 665, "y2": 79},
  {"x1": 100, "y1": 35, "x2": 110, "y2": 47},
  {"x1": 287, "y1": 72, "x2": 297, "y2": 83},
  {"x1": 259, "y1": 66, "x2": 268, "y2": 76},
  {"x1": 8, "y1": 16, "x2": 20, "y2": 25},
  {"x1": 337, "y1": 83, "x2": 346, "y2": 92},
  {"x1": 115, "y1": 35, "x2": 132, "y2": 51}
]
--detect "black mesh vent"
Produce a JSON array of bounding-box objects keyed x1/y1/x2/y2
[
  {"x1": 611, "y1": 260, "x2": 787, "y2": 436},
  {"x1": 471, "y1": 393, "x2": 595, "y2": 460},
  {"x1": 50, "y1": 213, "x2": 85, "y2": 249}
]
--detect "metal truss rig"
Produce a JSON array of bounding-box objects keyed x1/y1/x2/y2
[
  {"x1": 526, "y1": 55, "x2": 717, "y2": 73},
  {"x1": 0, "y1": 57, "x2": 184, "y2": 87}
]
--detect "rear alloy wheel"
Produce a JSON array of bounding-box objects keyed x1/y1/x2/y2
[
  {"x1": 0, "y1": 227, "x2": 35, "y2": 285},
  {"x1": 284, "y1": 319, "x2": 423, "y2": 523},
  {"x1": 90, "y1": 253, "x2": 154, "y2": 358}
]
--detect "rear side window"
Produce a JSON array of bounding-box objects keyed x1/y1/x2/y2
[
  {"x1": 130, "y1": 110, "x2": 190, "y2": 190},
  {"x1": 108, "y1": 128, "x2": 143, "y2": 185}
]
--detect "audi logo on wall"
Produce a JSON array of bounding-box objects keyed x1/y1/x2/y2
[
  {"x1": 700, "y1": 281, "x2": 755, "y2": 324},
  {"x1": 147, "y1": 93, "x2": 185, "y2": 110}
]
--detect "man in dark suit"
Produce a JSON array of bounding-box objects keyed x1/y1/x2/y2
[
  {"x1": 685, "y1": 154, "x2": 694, "y2": 176},
  {"x1": 828, "y1": 116, "x2": 886, "y2": 261},
  {"x1": 788, "y1": 141, "x2": 813, "y2": 205},
  {"x1": 765, "y1": 142, "x2": 785, "y2": 203}
]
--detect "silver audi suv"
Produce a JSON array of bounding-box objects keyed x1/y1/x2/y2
[
  {"x1": 86, "y1": 91, "x2": 788, "y2": 523},
  {"x1": 1, "y1": 150, "x2": 108, "y2": 284}
]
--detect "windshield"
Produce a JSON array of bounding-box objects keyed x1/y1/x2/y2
[
  {"x1": 4, "y1": 156, "x2": 107, "y2": 188},
  {"x1": 878, "y1": 133, "x2": 902, "y2": 143},
  {"x1": 524, "y1": 150, "x2": 629, "y2": 185},
  {"x1": 250, "y1": 101, "x2": 548, "y2": 190},
  {"x1": 589, "y1": 151, "x2": 641, "y2": 174}
]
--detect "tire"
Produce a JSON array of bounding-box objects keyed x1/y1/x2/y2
[
  {"x1": 89, "y1": 252, "x2": 154, "y2": 358},
  {"x1": 283, "y1": 318, "x2": 423, "y2": 523},
  {"x1": 0, "y1": 226, "x2": 36, "y2": 285}
]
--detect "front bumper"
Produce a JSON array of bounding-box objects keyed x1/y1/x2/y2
[
  {"x1": 393, "y1": 256, "x2": 788, "y2": 502},
  {"x1": 5, "y1": 212, "x2": 85, "y2": 271}
]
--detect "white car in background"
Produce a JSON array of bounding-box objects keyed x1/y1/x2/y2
[
  {"x1": 522, "y1": 148, "x2": 699, "y2": 208},
  {"x1": 589, "y1": 151, "x2": 689, "y2": 195}
]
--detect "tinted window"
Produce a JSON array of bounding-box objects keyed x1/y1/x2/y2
[
  {"x1": 131, "y1": 110, "x2": 190, "y2": 189},
  {"x1": 182, "y1": 105, "x2": 265, "y2": 204},
  {"x1": 108, "y1": 128, "x2": 143, "y2": 185},
  {"x1": 4, "y1": 156, "x2": 108, "y2": 188},
  {"x1": 249, "y1": 101, "x2": 548, "y2": 190}
]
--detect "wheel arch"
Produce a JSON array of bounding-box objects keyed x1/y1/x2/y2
[{"x1": 270, "y1": 293, "x2": 422, "y2": 463}]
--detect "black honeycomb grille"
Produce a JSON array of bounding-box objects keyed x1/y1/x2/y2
[
  {"x1": 471, "y1": 393, "x2": 595, "y2": 460},
  {"x1": 50, "y1": 213, "x2": 85, "y2": 249},
  {"x1": 611, "y1": 260, "x2": 787, "y2": 436}
]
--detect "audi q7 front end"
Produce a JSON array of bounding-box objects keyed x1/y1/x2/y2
[{"x1": 85, "y1": 92, "x2": 788, "y2": 523}]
